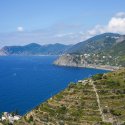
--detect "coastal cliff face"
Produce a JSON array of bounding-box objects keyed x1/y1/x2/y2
[
  {"x1": 54, "y1": 54, "x2": 86, "y2": 67},
  {"x1": 54, "y1": 54, "x2": 121, "y2": 71},
  {"x1": 14, "y1": 68, "x2": 125, "y2": 125}
]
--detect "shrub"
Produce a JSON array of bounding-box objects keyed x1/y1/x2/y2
[
  {"x1": 55, "y1": 94, "x2": 63, "y2": 101},
  {"x1": 28, "y1": 115, "x2": 33, "y2": 123},
  {"x1": 57, "y1": 105, "x2": 67, "y2": 114},
  {"x1": 110, "y1": 109, "x2": 121, "y2": 116},
  {"x1": 103, "y1": 108, "x2": 108, "y2": 113},
  {"x1": 92, "y1": 74, "x2": 103, "y2": 81}
]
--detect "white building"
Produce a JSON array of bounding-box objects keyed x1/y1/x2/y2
[
  {"x1": 0, "y1": 112, "x2": 21, "y2": 124},
  {"x1": 1, "y1": 116, "x2": 6, "y2": 121}
]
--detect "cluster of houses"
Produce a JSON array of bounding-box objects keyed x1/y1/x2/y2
[{"x1": 0, "y1": 112, "x2": 21, "y2": 124}]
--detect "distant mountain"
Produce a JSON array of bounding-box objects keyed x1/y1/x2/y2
[
  {"x1": 66, "y1": 33, "x2": 121, "y2": 54},
  {"x1": 0, "y1": 43, "x2": 72, "y2": 56},
  {"x1": 55, "y1": 33, "x2": 125, "y2": 68}
]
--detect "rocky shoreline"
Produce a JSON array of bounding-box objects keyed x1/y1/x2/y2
[
  {"x1": 54, "y1": 55, "x2": 121, "y2": 71},
  {"x1": 54, "y1": 63, "x2": 120, "y2": 71}
]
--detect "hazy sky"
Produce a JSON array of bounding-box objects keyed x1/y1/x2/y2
[{"x1": 0, "y1": 0, "x2": 125, "y2": 47}]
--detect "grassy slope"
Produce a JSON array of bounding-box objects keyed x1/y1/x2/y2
[
  {"x1": 14, "y1": 69, "x2": 125, "y2": 125},
  {"x1": 109, "y1": 40, "x2": 125, "y2": 66}
]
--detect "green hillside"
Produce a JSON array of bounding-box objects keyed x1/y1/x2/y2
[
  {"x1": 88, "y1": 40, "x2": 125, "y2": 67},
  {"x1": 66, "y1": 33, "x2": 120, "y2": 54},
  {"x1": 13, "y1": 68, "x2": 125, "y2": 125},
  {"x1": 107, "y1": 40, "x2": 125, "y2": 66}
]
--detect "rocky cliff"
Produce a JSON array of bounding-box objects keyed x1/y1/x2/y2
[{"x1": 54, "y1": 54, "x2": 86, "y2": 67}]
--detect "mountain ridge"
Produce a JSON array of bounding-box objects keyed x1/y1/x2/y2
[
  {"x1": 66, "y1": 33, "x2": 121, "y2": 54},
  {"x1": 0, "y1": 43, "x2": 72, "y2": 56}
]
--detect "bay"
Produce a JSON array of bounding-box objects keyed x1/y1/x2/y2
[{"x1": 0, "y1": 56, "x2": 108, "y2": 114}]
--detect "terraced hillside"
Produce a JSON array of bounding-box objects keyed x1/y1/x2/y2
[
  {"x1": 93, "y1": 70, "x2": 125, "y2": 124},
  {"x1": 14, "y1": 69, "x2": 125, "y2": 125}
]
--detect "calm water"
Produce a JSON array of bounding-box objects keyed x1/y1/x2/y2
[{"x1": 0, "y1": 56, "x2": 109, "y2": 115}]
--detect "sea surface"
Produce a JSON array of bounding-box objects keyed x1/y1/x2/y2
[{"x1": 0, "y1": 56, "x2": 109, "y2": 115}]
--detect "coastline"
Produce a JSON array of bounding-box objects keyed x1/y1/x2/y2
[
  {"x1": 0, "y1": 54, "x2": 59, "y2": 56},
  {"x1": 54, "y1": 54, "x2": 122, "y2": 71},
  {"x1": 54, "y1": 63, "x2": 121, "y2": 71},
  {"x1": 82, "y1": 64, "x2": 121, "y2": 71}
]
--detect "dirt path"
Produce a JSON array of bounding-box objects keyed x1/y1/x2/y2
[
  {"x1": 90, "y1": 79, "x2": 121, "y2": 124},
  {"x1": 90, "y1": 80, "x2": 105, "y2": 122}
]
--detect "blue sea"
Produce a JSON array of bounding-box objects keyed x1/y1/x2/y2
[{"x1": 0, "y1": 56, "x2": 109, "y2": 115}]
